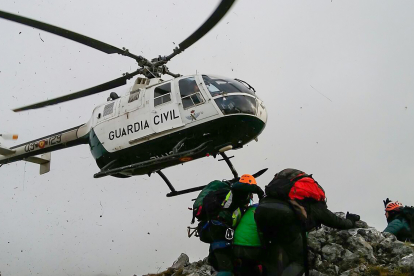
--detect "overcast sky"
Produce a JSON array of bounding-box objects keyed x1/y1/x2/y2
[{"x1": 1, "y1": 0, "x2": 414, "y2": 275}]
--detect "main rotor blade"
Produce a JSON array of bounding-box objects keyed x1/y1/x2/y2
[
  {"x1": 13, "y1": 70, "x2": 141, "y2": 112},
  {"x1": 166, "y1": 0, "x2": 236, "y2": 60},
  {"x1": 252, "y1": 168, "x2": 268, "y2": 179},
  {"x1": 0, "y1": 10, "x2": 139, "y2": 60}
]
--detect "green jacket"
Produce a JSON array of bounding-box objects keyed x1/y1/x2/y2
[
  {"x1": 383, "y1": 215, "x2": 412, "y2": 241},
  {"x1": 233, "y1": 205, "x2": 262, "y2": 247}
]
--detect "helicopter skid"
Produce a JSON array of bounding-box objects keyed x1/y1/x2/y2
[{"x1": 93, "y1": 141, "x2": 211, "y2": 178}]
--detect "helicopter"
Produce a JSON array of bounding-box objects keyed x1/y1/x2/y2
[{"x1": 0, "y1": 0, "x2": 268, "y2": 196}]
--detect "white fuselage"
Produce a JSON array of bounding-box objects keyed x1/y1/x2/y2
[{"x1": 90, "y1": 74, "x2": 267, "y2": 156}]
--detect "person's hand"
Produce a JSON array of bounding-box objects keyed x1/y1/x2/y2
[
  {"x1": 346, "y1": 212, "x2": 360, "y2": 226},
  {"x1": 257, "y1": 187, "x2": 264, "y2": 199},
  {"x1": 383, "y1": 198, "x2": 392, "y2": 208}
]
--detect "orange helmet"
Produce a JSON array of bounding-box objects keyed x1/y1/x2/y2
[
  {"x1": 385, "y1": 201, "x2": 403, "y2": 212},
  {"x1": 239, "y1": 174, "x2": 257, "y2": 185}
]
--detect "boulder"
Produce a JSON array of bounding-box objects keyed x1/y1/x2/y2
[{"x1": 144, "y1": 214, "x2": 414, "y2": 276}]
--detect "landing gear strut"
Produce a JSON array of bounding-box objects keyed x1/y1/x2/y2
[
  {"x1": 218, "y1": 152, "x2": 238, "y2": 179},
  {"x1": 160, "y1": 151, "x2": 239, "y2": 197},
  {"x1": 158, "y1": 170, "x2": 208, "y2": 197}
]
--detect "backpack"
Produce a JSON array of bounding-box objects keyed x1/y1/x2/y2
[
  {"x1": 265, "y1": 168, "x2": 325, "y2": 202},
  {"x1": 400, "y1": 206, "x2": 414, "y2": 241},
  {"x1": 192, "y1": 180, "x2": 230, "y2": 223}
]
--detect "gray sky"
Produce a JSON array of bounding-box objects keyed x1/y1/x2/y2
[{"x1": 1, "y1": 0, "x2": 414, "y2": 275}]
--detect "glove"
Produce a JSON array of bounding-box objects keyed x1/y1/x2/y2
[
  {"x1": 383, "y1": 198, "x2": 392, "y2": 208},
  {"x1": 346, "y1": 212, "x2": 360, "y2": 226}
]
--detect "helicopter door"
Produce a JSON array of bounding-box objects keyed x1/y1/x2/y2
[
  {"x1": 177, "y1": 76, "x2": 218, "y2": 124},
  {"x1": 150, "y1": 82, "x2": 184, "y2": 133}
]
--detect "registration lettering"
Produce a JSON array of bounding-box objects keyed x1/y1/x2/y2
[{"x1": 24, "y1": 134, "x2": 62, "y2": 152}]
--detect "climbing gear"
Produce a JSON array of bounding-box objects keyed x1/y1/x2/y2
[
  {"x1": 203, "y1": 189, "x2": 232, "y2": 219},
  {"x1": 197, "y1": 220, "x2": 233, "y2": 244},
  {"x1": 191, "y1": 180, "x2": 230, "y2": 223},
  {"x1": 225, "y1": 228, "x2": 234, "y2": 240},
  {"x1": 265, "y1": 168, "x2": 325, "y2": 202},
  {"x1": 187, "y1": 226, "x2": 199, "y2": 238}
]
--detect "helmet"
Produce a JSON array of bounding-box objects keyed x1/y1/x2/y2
[
  {"x1": 385, "y1": 201, "x2": 403, "y2": 212},
  {"x1": 239, "y1": 174, "x2": 257, "y2": 185}
]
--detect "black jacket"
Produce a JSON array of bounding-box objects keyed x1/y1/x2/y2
[
  {"x1": 299, "y1": 201, "x2": 354, "y2": 231},
  {"x1": 223, "y1": 182, "x2": 264, "y2": 213}
]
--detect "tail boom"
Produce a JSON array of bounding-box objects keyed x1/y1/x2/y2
[{"x1": 0, "y1": 124, "x2": 89, "y2": 165}]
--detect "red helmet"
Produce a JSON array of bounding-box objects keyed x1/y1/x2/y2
[{"x1": 385, "y1": 201, "x2": 403, "y2": 212}]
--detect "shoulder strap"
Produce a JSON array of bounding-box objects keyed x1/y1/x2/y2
[
  {"x1": 287, "y1": 199, "x2": 309, "y2": 276},
  {"x1": 401, "y1": 207, "x2": 414, "y2": 241},
  {"x1": 290, "y1": 173, "x2": 309, "y2": 182}
]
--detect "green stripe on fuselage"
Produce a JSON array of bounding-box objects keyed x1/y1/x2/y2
[{"x1": 89, "y1": 128, "x2": 108, "y2": 160}]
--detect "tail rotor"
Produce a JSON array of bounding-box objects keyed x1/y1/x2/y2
[{"x1": 0, "y1": 134, "x2": 19, "y2": 140}]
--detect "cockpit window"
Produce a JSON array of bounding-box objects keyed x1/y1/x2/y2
[
  {"x1": 179, "y1": 77, "x2": 205, "y2": 109},
  {"x1": 154, "y1": 83, "x2": 171, "y2": 107},
  {"x1": 215, "y1": 95, "x2": 257, "y2": 116},
  {"x1": 202, "y1": 75, "x2": 255, "y2": 97}
]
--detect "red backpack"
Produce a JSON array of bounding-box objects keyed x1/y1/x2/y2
[{"x1": 265, "y1": 169, "x2": 325, "y2": 202}]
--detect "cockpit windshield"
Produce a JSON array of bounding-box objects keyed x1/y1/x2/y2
[
  {"x1": 215, "y1": 95, "x2": 257, "y2": 116},
  {"x1": 202, "y1": 75, "x2": 255, "y2": 97}
]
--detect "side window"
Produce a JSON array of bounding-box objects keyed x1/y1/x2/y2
[
  {"x1": 103, "y1": 102, "x2": 115, "y2": 117},
  {"x1": 154, "y1": 83, "x2": 171, "y2": 107},
  {"x1": 128, "y1": 90, "x2": 140, "y2": 103},
  {"x1": 178, "y1": 77, "x2": 205, "y2": 109}
]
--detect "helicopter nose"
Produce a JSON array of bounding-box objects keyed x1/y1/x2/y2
[{"x1": 257, "y1": 99, "x2": 267, "y2": 124}]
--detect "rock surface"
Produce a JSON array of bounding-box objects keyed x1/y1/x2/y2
[{"x1": 143, "y1": 213, "x2": 414, "y2": 276}]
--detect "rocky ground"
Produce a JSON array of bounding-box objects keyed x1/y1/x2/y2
[{"x1": 143, "y1": 213, "x2": 414, "y2": 276}]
